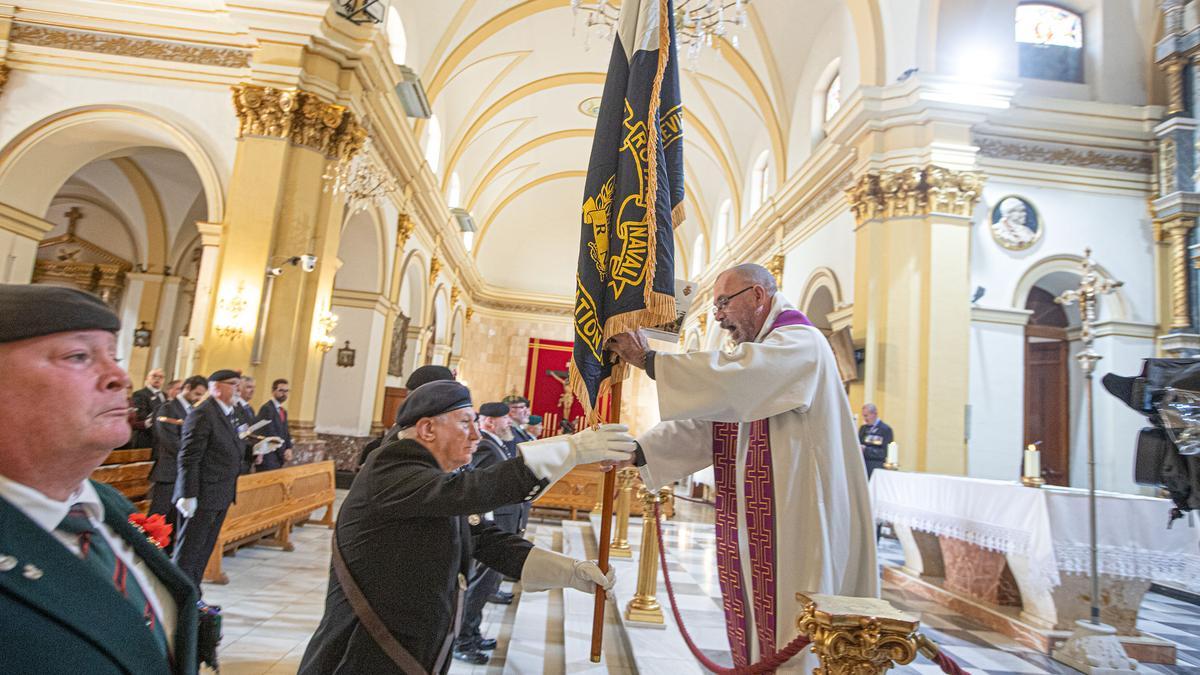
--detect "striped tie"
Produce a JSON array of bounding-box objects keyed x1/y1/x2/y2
[{"x1": 57, "y1": 505, "x2": 169, "y2": 655}]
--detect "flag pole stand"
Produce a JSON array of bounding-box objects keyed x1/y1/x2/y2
[{"x1": 590, "y1": 381, "x2": 623, "y2": 662}]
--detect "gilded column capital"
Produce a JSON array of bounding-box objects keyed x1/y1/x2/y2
[
  {"x1": 429, "y1": 255, "x2": 442, "y2": 286},
  {"x1": 465, "y1": 307, "x2": 474, "y2": 323},
  {"x1": 231, "y1": 84, "x2": 366, "y2": 160},
  {"x1": 767, "y1": 254, "x2": 784, "y2": 288},
  {"x1": 845, "y1": 165, "x2": 985, "y2": 226},
  {"x1": 616, "y1": 466, "x2": 640, "y2": 488},
  {"x1": 396, "y1": 213, "x2": 415, "y2": 249},
  {"x1": 450, "y1": 285, "x2": 461, "y2": 307}
]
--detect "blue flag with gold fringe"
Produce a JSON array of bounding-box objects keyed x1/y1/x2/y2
[{"x1": 569, "y1": 0, "x2": 684, "y2": 418}]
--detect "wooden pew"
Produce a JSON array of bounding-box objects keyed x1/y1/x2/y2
[
  {"x1": 203, "y1": 461, "x2": 336, "y2": 584},
  {"x1": 91, "y1": 448, "x2": 153, "y2": 511}
]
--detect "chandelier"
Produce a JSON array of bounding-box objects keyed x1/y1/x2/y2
[
  {"x1": 570, "y1": 0, "x2": 750, "y2": 63},
  {"x1": 323, "y1": 134, "x2": 397, "y2": 213}
]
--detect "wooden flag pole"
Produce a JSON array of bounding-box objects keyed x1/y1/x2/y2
[{"x1": 590, "y1": 381, "x2": 623, "y2": 662}]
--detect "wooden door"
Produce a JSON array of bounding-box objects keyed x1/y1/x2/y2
[
  {"x1": 381, "y1": 386, "x2": 408, "y2": 431},
  {"x1": 1024, "y1": 336, "x2": 1070, "y2": 486}
]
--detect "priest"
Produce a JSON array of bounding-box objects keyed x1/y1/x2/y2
[{"x1": 607, "y1": 263, "x2": 879, "y2": 672}]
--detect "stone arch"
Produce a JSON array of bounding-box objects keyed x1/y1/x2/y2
[
  {"x1": 0, "y1": 105, "x2": 224, "y2": 226},
  {"x1": 334, "y1": 207, "x2": 385, "y2": 294},
  {"x1": 431, "y1": 283, "x2": 451, "y2": 343},
  {"x1": 397, "y1": 248, "x2": 429, "y2": 326}
]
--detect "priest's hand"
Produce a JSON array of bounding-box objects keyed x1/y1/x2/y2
[
  {"x1": 520, "y1": 547, "x2": 616, "y2": 594},
  {"x1": 606, "y1": 330, "x2": 650, "y2": 369}
]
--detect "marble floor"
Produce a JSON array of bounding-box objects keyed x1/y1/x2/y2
[{"x1": 204, "y1": 491, "x2": 1200, "y2": 674}]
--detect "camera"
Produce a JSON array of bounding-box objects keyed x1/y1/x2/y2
[
  {"x1": 298, "y1": 254, "x2": 317, "y2": 272},
  {"x1": 1103, "y1": 358, "x2": 1200, "y2": 519}
]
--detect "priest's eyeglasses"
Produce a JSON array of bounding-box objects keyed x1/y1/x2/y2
[{"x1": 714, "y1": 286, "x2": 754, "y2": 311}]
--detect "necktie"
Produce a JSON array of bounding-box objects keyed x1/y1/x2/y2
[
  {"x1": 279, "y1": 406, "x2": 286, "y2": 424},
  {"x1": 57, "y1": 505, "x2": 169, "y2": 655}
]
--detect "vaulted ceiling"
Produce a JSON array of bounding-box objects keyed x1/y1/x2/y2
[{"x1": 392, "y1": 0, "x2": 852, "y2": 300}]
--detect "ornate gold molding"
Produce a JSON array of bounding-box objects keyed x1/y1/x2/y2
[
  {"x1": 11, "y1": 23, "x2": 250, "y2": 69},
  {"x1": 232, "y1": 84, "x2": 366, "y2": 161},
  {"x1": 396, "y1": 213, "x2": 415, "y2": 249},
  {"x1": 450, "y1": 285, "x2": 461, "y2": 307},
  {"x1": 845, "y1": 165, "x2": 984, "y2": 225},
  {"x1": 0, "y1": 65, "x2": 8, "y2": 97},
  {"x1": 465, "y1": 307, "x2": 474, "y2": 323},
  {"x1": 974, "y1": 134, "x2": 1152, "y2": 174},
  {"x1": 797, "y1": 594, "x2": 920, "y2": 675},
  {"x1": 428, "y1": 255, "x2": 442, "y2": 286},
  {"x1": 767, "y1": 254, "x2": 784, "y2": 288}
]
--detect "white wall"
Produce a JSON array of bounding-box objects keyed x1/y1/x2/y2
[
  {"x1": 780, "y1": 212, "x2": 856, "y2": 308},
  {"x1": 967, "y1": 309, "x2": 1030, "y2": 480},
  {"x1": 314, "y1": 305, "x2": 387, "y2": 436}
]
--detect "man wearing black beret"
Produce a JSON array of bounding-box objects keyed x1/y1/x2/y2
[
  {"x1": 0, "y1": 284, "x2": 199, "y2": 674},
  {"x1": 172, "y1": 368, "x2": 245, "y2": 590},
  {"x1": 357, "y1": 364, "x2": 457, "y2": 469},
  {"x1": 301, "y1": 381, "x2": 635, "y2": 674}
]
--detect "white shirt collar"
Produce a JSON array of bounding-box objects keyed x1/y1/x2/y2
[
  {"x1": 273, "y1": 399, "x2": 285, "y2": 411},
  {"x1": 215, "y1": 397, "x2": 234, "y2": 416},
  {"x1": 175, "y1": 394, "x2": 193, "y2": 413},
  {"x1": 0, "y1": 474, "x2": 101, "y2": 533}
]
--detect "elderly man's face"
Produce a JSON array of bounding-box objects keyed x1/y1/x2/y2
[
  {"x1": 212, "y1": 378, "x2": 239, "y2": 405},
  {"x1": 508, "y1": 403, "x2": 529, "y2": 425},
  {"x1": 418, "y1": 408, "x2": 481, "y2": 472},
  {"x1": 862, "y1": 406, "x2": 878, "y2": 425},
  {"x1": 147, "y1": 369, "x2": 164, "y2": 390},
  {"x1": 240, "y1": 379, "x2": 255, "y2": 401},
  {"x1": 713, "y1": 271, "x2": 769, "y2": 344},
  {"x1": 0, "y1": 329, "x2": 132, "y2": 456}
]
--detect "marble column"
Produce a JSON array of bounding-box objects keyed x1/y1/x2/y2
[
  {"x1": 188, "y1": 221, "x2": 223, "y2": 340},
  {"x1": 150, "y1": 275, "x2": 182, "y2": 373}
]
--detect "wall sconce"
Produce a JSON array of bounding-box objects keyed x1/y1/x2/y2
[
  {"x1": 133, "y1": 322, "x2": 153, "y2": 348},
  {"x1": 215, "y1": 283, "x2": 248, "y2": 340},
  {"x1": 316, "y1": 311, "x2": 339, "y2": 353},
  {"x1": 336, "y1": 340, "x2": 356, "y2": 367}
]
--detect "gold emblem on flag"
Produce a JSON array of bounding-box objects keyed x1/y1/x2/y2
[
  {"x1": 583, "y1": 175, "x2": 615, "y2": 281},
  {"x1": 574, "y1": 278, "x2": 603, "y2": 360}
]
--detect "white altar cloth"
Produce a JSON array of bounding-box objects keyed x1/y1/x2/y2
[{"x1": 869, "y1": 471, "x2": 1200, "y2": 593}]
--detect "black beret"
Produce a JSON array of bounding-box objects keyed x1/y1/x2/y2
[
  {"x1": 528, "y1": 415, "x2": 543, "y2": 424},
  {"x1": 209, "y1": 369, "x2": 241, "y2": 382},
  {"x1": 502, "y1": 394, "x2": 530, "y2": 406},
  {"x1": 0, "y1": 284, "x2": 119, "y2": 343},
  {"x1": 479, "y1": 402, "x2": 509, "y2": 418},
  {"x1": 396, "y1": 380, "x2": 473, "y2": 429},
  {"x1": 405, "y1": 365, "x2": 454, "y2": 391}
]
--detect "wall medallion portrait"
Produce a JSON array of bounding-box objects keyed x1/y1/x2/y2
[{"x1": 989, "y1": 195, "x2": 1042, "y2": 251}]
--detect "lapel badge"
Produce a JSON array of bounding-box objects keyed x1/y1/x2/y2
[
  {"x1": 22, "y1": 563, "x2": 43, "y2": 580},
  {"x1": 468, "y1": 514, "x2": 481, "y2": 526},
  {"x1": 0, "y1": 554, "x2": 16, "y2": 572}
]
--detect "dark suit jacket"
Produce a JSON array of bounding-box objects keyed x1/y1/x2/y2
[
  {"x1": 176, "y1": 397, "x2": 244, "y2": 509},
  {"x1": 299, "y1": 438, "x2": 548, "y2": 675},
  {"x1": 471, "y1": 433, "x2": 524, "y2": 535},
  {"x1": 255, "y1": 401, "x2": 292, "y2": 471},
  {"x1": 505, "y1": 425, "x2": 536, "y2": 530},
  {"x1": 131, "y1": 387, "x2": 167, "y2": 448},
  {"x1": 233, "y1": 401, "x2": 258, "y2": 474},
  {"x1": 150, "y1": 398, "x2": 189, "y2": 484},
  {"x1": 0, "y1": 480, "x2": 198, "y2": 674}
]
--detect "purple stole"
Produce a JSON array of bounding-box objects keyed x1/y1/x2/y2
[{"x1": 711, "y1": 309, "x2": 812, "y2": 665}]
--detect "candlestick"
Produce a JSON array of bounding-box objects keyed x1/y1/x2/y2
[
  {"x1": 1021, "y1": 444, "x2": 1044, "y2": 486},
  {"x1": 883, "y1": 442, "x2": 899, "y2": 470}
]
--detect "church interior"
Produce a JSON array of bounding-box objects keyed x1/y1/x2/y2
[{"x1": 4, "y1": 0, "x2": 1200, "y2": 673}]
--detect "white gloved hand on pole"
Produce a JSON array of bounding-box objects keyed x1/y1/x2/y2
[
  {"x1": 175, "y1": 497, "x2": 197, "y2": 519},
  {"x1": 520, "y1": 546, "x2": 616, "y2": 594},
  {"x1": 519, "y1": 423, "x2": 637, "y2": 486}
]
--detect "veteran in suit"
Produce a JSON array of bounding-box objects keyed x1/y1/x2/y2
[
  {"x1": 0, "y1": 284, "x2": 198, "y2": 674},
  {"x1": 172, "y1": 369, "x2": 246, "y2": 590},
  {"x1": 131, "y1": 368, "x2": 168, "y2": 449},
  {"x1": 300, "y1": 381, "x2": 631, "y2": 674},
  {"x1": 254, "y1": 378, "x2": 294, "y2": 471},
  {"x1": 149, "y1": 375, "x2": 209, "y2": 543}
]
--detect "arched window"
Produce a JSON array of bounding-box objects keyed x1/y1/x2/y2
[
  {"x1": 447, "y1": 172, "x2": 462, "y2": 207},
  {"x1": 1015, "y1": 3, "x2": 1083, "y2": 83},
  {"x1": 691, "y1": 233, "x2": 706, "y2": 276},
  {"x1": 386, "y1": 6, "x2": 408, "y2": 66},
  {"x1": 462, "y1": 230, "x2": 475, "y2": 252},
  {"x1": 823, "y1": 73, "x2": 842, "y2": 123},
  {"x1": 749, "y1": 152, "x2": 771, "y2": 213},
  {"x1": 714, "y1": 199, "x2": 732, "y2": 250},
  {"x1": 423, "y1": 115, "x2": 442, "y2": 175}
]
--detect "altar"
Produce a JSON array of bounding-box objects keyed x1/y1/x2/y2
[{"x1": 870, "y1": 471, "x2": 1200, "y2": 664}]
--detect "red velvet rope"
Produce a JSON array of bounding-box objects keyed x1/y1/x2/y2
[{"x1": 650, "y1": 501, "x2": 971, "y2": 675}]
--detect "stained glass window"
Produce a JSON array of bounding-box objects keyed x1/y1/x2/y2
[
  {"x1": 1015, "y1": 4, "x2": 1082, "y2": 49},
  {"x1": 824, "y1": 73, "x2": 842, "y2": 123}
]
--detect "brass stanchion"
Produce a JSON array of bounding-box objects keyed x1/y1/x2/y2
[
  {"x1": 609, "y1": 467, "x2": 637, "y2": 558},
  {"x1": 625, "y1": 487, "x2": 669, "y2": 624},
  {"x1": 593, "y1": 473, "x2": 606, "y2": 513}
]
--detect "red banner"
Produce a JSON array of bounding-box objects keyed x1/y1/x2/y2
[{"x1": 525, "y1": 338, "x2": 607, "y2": 435}]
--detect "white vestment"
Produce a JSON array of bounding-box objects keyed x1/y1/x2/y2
[{"x1": 638, "y1": 295, "x2": 879, "y2": 671}]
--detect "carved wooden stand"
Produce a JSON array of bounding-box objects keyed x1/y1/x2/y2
[{"x1": 797, "y1": 593, "x2": 922, "y2": 675}]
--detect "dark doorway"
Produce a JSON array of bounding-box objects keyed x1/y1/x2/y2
[{"x1": 1024, "y1": 286, "x2": 1070, "y2": 486}]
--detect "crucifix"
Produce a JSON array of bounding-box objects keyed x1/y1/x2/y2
[
  {"x1": 547, "y1": 369, "x2": 575, "y2": 432},
  {"x1": 65, "y1": 206, "x2": 84, "y2": 236}
]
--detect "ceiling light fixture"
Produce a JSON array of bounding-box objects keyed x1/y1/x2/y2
[
  {"x1": 323, "y1": 131, "x2": 397, "y2": 213},
  {"x1": 570, "y1": 0, "x2": 751, "y2": 65}
]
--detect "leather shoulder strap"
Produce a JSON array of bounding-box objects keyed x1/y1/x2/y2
[{"x1": 331, "y1": 532, "x2": 429, "y2": 675}]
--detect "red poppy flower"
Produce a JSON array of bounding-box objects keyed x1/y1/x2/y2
[{"x1": 128, "y1": 512, "x2": 173, "y2": 549}]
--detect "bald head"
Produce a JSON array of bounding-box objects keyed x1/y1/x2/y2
[{"x1": 722, "y1": 263, "x2": 778, "y2": 296}]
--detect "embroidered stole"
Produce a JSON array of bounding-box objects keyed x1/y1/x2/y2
[{"x1": 710, "y1": 308, "x2": 811, "y2": 664}]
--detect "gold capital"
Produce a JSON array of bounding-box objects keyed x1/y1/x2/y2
[
  {"x1": 797, "y1": 594, "x2": 920, "y2": 674},
  {"x1": 429, "y1": 255, "x2": 442, "y2": 286},
  {"x1": 465, "y1": 307, "x2": 474, "y2": 323},
  {"x1": 397, "y1": 213, "x2": 415, "y2": 249},
  {"x1": 846, "y1": 165, "x2": 985, "y2": 226},
  {"x1": 767, "y1": 254, "x2": 785, "y2": 288},
  {"x1": 450, "y1": 285, "x2": 461, "y2": 307},
  {"x1": 232, "y1": 84, "x2": 366, "y2": 161}
]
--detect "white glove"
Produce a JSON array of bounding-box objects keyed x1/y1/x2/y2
[
  {"x1": 175, "y1": 497, "x2": 197, "y2": 519},
  {"x1": 520, "y1": 546, "x2": 616, "y2": 594},
  {"x1": 519, "y1": 423, "x2": 637, "y2": 486}
]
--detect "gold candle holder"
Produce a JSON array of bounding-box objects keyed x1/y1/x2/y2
[
  {"x1": 797, "y1": 593, "x2": 921, "y2": 674},
  {"x1": 625, "y1": 487, "x2": 669, "y2": 624},
  {"x1": 609, "y1": 467, "x2": 638, "y2": 558},
  {"x1": 1021, "y1": 476, "x2": 1045, "y2": 488}
]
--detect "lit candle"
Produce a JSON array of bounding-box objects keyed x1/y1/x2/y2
[
  {"x1": 886, "y1": 442, "x2": 898, "y2": 467},
  {"x1": 1023, "y1": 444, "x2": 1040, "y2": 479}
]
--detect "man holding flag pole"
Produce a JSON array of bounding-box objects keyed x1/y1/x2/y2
[{"x1": 564, "y1": 0, "x2": 685, "y2": 662}]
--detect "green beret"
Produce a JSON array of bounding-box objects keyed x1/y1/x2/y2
[
  {"x1": 0, "y1": 284, "x2": 119, "y2": 342},
  {"x1": 397, "y1": 381, "x2": 473, "y2": 429},
  {"x1": 528, "y1": 415, "x2": 543, "y2": 424}
]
